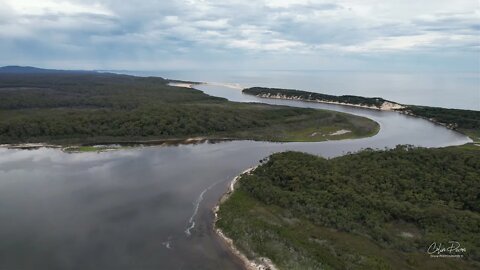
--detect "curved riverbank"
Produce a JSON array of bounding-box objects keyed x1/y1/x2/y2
[
  {"x1": 214, "y1": 147, "x2": 480, "y2": 269},
  {"x1": 0, "y1": 78, "x2": 473, "y2": 270},
  {"x1": 214, "y1": 166, "x2": 278, "y2": 270},
  {"x1": 240, "y1": 88, "x2": 477, "y2": 142},
  {"x1": 0, "y1": 137, "x2": 229, "y2": 152}
]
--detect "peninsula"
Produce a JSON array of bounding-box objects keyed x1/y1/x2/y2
[
  {"x1": 0, "y1": 66, "x2": 379, "y2": 146},
  {"x1": 217, "y1": 146, "x2": 480, "y2": 270},
  {"x1": 243, "y1": 87, "x2": 480, "y2": 142},
  {"x1": 216, "y1": 87, "x2": 480, "y2": 270}
]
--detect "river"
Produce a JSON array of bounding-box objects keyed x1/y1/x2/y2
[
  {"x1": 0, "y1": 84, "x2": 471, "y2": 270},
  {"x1": 121, "y1": 70, "x2": 480, "y2": 111}
]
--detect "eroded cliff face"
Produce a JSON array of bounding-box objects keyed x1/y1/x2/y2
[{"x1": 256, "y1": 93, "x2": 405, "y2": 111}]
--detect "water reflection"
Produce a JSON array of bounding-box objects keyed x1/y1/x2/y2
[
  {"x1": 0, "y1": 85, "x2": 471, "y2": 270},
  {"x1": 150, "y1": 70, "x2": 480, "y2": 110}
]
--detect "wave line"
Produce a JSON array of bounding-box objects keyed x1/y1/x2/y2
[{"x1": 185, "y1": 179, "x2": 226, "y2": 236}]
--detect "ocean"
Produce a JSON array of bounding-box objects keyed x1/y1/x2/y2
[{"x1": 119, "y1": 70, "x2": 479, "y2": 111}]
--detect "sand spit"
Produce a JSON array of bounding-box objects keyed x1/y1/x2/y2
[
  {"x1": 169, "y1": 81, "x2": 244, "y2": 90},
  {"x1": 255, "y1": 93, "x2": 405, "y2": 111},
  {"x1": 330, "y1": 129, "x2": 351, "y2": 136},
  {"x1": 169, "y1": 82, "x2": 198, "y2": 88}
]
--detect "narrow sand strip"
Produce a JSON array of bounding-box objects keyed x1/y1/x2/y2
[
  {"x1": 169, "y1": 81, "x2": 244, "y2": 90},
  {"x1": 214, "y1": 167, "x2": 279, "y2": 270},
  {"x1": 169, "y1": 82, "x2": 197, "y2": 88}
]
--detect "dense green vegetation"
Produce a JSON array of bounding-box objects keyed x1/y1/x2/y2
[
  {"x1": 243, "y1": 87, "x2": 480, "y2": 141},
  {"x1": 217, "y1": 146, "x2": 480, "y2": 269},
  {"x1": 400, "y1": 106, "x2": 480, "y2": 142},
  {"x1": 243, "y1": 87, "x2": 395, "y2": 108},
  {"x1": 0, "y1": 72, "x2": 379, "y2": 144}
]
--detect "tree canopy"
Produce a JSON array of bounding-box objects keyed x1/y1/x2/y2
[
  {"x1": 0, "y1": 73, "x2": 378, "y2": 144},
  {"x1": 218, "y1": 146, "x2": 480, "y2": 269}
]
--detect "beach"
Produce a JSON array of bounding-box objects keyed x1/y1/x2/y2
[{"x1": 213, "y1": 166, "x2": 278, "y2": 270}]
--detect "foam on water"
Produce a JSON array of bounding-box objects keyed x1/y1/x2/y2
[{"x1": 185, "y1": 179, "x2": 225, "y2": 236}]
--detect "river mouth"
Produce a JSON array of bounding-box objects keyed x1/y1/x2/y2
[{"x1": 0, "y1": 84, "x2": 470, "y2": 270}]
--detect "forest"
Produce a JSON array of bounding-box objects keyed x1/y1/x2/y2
[
  {"x1": 243, "y1": 87, "x2": 392, "y2": 108},
  {"x1": 243, "y1": 87, "x2": 480, "y2": 141},
  {"x1": 217, "y1": 145, "x2": 480, "y2": 270},
  {"x1": 400, "y1": 105, "x2": 480, "y2": 141},
  {"x1": 0, "y1": 72, "x2": 378, "y2": 144}
]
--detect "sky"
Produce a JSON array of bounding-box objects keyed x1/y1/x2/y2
[{"x1": 0, "y1": 0, "x2": 479, "y2": 71}]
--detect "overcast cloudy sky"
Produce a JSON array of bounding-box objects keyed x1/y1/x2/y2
[{"x1": 1, "y1": 0, "x2": 479, "y2": 71}]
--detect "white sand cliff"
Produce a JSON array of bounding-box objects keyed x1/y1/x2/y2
[{"x1": 256, "y1": 93, "x2": 405, "y2": 111}]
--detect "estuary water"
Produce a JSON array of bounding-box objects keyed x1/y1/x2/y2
[
  {"x1": 124, "y1": 70, "x2": 480, "y2": 111},
  {"x1": 0, "y1": 84, "x2": 471, "y2": 270}
]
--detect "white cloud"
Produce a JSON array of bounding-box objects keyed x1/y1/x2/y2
[
  {"x1": 6, "y1": 0, "x2": 113, "y2": 16},
  {"x1": 193, "y1": 19, "x2": 230, "y2": 30},
  {"x1": 340, "y1": 33, "x2": 472, "y2": 52},
  {"x1": 264, "y1": 0, "x2": 312, "y2": 8},
  {"x1": 0, "y1": 0, "x2": 478, "y2": 70}
]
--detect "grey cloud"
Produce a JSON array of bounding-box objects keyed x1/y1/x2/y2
[
  {"x1": 0, "y1": 0, "x2": 478, "y2": 70},
  {"x1": 413, "y1": 13, "x2": 480, "y2": 34},
  {"x1": 266, "y1": 2, "x2": 342, "y2": 12}
]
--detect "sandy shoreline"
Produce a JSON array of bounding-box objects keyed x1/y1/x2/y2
[
  {"x1": 168, "y1": 82, "x2": 200, "y2": 88},
  {"x1": 171, "y1": 81, "x2": 402, "y2": 112},
  {"x1": 252, "y1": 93, "x2": 405, "y2": 111},
  {"x1": 245, "y1": 92, "x2": 472, "y2": 140},
  {"x1": 169, "y1": 81, "x2": 244, "y2": 90},
  {"x1": 204, "y1": 82, "x2": 244, "y2": 90},
  {"x1": 0, "y1": 143, "x2": 62, "y2": 150},
  {"x1": 175, "y1": 80, "x2": 466, "y2": 138},
  {"x1": 213, "y1": 166, "x2": 279, "y2": 270},
  {"x1": 0, "y1": 137, "x2": 232, "y2": 152}
]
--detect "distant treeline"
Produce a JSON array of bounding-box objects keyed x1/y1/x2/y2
[
  {"x1": 243, "y1": 86, "x2": 480, "y2": 140},
  {"x1": 243, "y1": 87, "x2": 392, "y2": 108},
  {"x1": 218, "y1": 146, "x2": 480, "y2": 269},
  {"x1": 0, "y1": 73, "x2": 377, "y2": 144}
]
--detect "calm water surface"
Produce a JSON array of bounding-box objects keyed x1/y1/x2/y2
[
  {"x1": 0, "y1": 84, "x2": 471, "y2": 270},
  {"x1": 125, "y1": 70, "x2": 480, "y2": 110}
]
